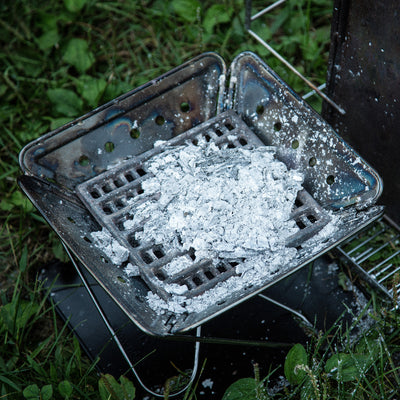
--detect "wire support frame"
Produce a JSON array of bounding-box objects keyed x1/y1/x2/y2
[
  {"x1": 62, "y1": 242, "x2": 201, "y2": 398},
  {"x1": 336, "y1": 215, "x2": 400, "y2": 304}
]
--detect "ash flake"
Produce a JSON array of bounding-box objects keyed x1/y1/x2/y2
[
  {"x1": 124, "y1": 263, "x2": 140, "y2": 277},
  {"x1": 91, "y1": 228, "x2": 129, "y2": 265}
]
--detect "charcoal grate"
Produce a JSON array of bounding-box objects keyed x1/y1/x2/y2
[{"x1": 77, "y1": 111, "x2": 331, "y2": 301}]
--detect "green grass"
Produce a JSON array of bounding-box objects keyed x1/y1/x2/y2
[{"x1": 1, "y1": 0, "x2": 399, "y2": 398}]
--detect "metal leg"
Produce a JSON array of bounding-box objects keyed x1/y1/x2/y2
[
  {"x1": 62, "y1": 242, "x2": 201, "y2": 398},
  {"x1": 257, "y1": 293, "x2": 316, "y2": 332}
]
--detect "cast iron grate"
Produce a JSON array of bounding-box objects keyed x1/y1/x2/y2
[{"x1": 77, "y1": 111, "x2": 331, "y2": 301}]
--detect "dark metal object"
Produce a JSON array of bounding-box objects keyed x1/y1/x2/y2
[
  {"x1": 322, "y1": 0, "x2": 400, "y2": 223},
  {"x1": 19, "y1": 52, "x2": 384, "y2": 335}
]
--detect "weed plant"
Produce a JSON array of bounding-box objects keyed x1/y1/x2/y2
[{"x1": 1, "y1": 0, "x2": 399, "y2": 398}]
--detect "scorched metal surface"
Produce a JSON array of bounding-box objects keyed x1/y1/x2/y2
[{"x1": 19, "y1": 52, "x2": 384, "y2": 335}]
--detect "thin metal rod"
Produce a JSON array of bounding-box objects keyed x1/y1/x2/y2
[
  {"x1": 344, "y1": 227, "x2": 386, "y2": 256},
  {"x1": 62, "y1": 243, "x2": 200, "y2": 398},
  {"x1": 369, "y1": 248, "x2": 400, "y2": 274},
  {"x1": 258, "y1": 293, "x2": 314, "y2": 330},
  {"x1": 302, "y1": 83, "x2": 326, "y2": 100},
  {"x1": 172, "y1": 333, "x2": 293, "y2": 348},
  {"x1": 378, "y1": 266, "x2": 400, "y2": 284},
  {"x1": 248, "y1": 29, "x2": 346, "y2": 115},
  {"x1": 353, "y1": 246, "x2": 374, "y2": 263},
  {"x1": 251, "y1": 0, "x2": 287, "y2": 21},
  {"x1": 374, "y1": 263, "x2": 393, "y2": 279},
  {"x1": 358, "y1": 235, "x2": 400, "y2": 265}
]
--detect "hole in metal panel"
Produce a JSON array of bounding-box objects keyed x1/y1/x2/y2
[
  {"x1": 128, "y1": 234, "x2": 140, "y2": 248},
  {"x1": 295, "y1": 198, "x2": 303, "y2": 207},
  {"x1": 292, "y1": 139, "x2": 299, "y2": 149},
  {"x1": 102, "y1": 205, "x2": 113, "y2": 215},
  {"x1": 130, "y1": 128, "x2": 140, "y2": 139},
  {"x1": 137, "y1": 185, "x2": 144, "y2": 195},
  {"x1": 141, "y1": 251, "x2": 153, "y2": 264},
  {"x1": 188, "y1": 248, "x2": 196, "y2": 261},
  {"x1": 227, "y1": 143, "x2": 235, "y2": 149},
  {"x1": 67, "y1": 216, "x2": 76, "y2": 223},
  {"x1": 114, "y1": 199, "x2": 125, "y2": 209},
  {"x1": 296, "y1": 220, "x2": 306, "y2": 229},
  {"x1": 274, "y1": 121, "x2": 282, "y2": 131},
  {"x1": 153, "y1": 247, "x2": 165, "y2": 259},
  {"x1": 105, "y1": 142, "x2": 115, "y2": 153},
  {"x1": 114, "y1": 178, "x2": 124, "y2": 188},
  {"x1": 309, "y1": 157, "x2": 317, "y2": 167},
  {"x1": 182, "y1": 279, "x2": 194, "y2": 290},
  {"x1": 136, "y1": 167, "x2": 146, "y2": 177},
  {"x1": 117, "y1": 276, "x2": 126, "y2": 283},
  {"x1": 238, "y1": 137, "x2": 247, "y2": 146},
  {"x1": 204, "y1": 134, "x2": 211, "y2": 142},
  {"x1": 215, "y1": 129, "x2": 223, "y2": 137},
  {"x1": 216, "y1": 263, "x2": 227, "y2": 273},
  {"x1": 155, "y1": 115, "x2": 165, "y2": 126},
  {"x1": 307, "y1": 214, "x2": 317, "y2": 223},
  {"x1": 327, "y1": 175, "x2": 335, "y2": 185},
  {"x1": 204, "y1": 270, "x2": 214, "y2": 280},
  {"x1": 225, "y1": 122, "x2": 235, "y2": 130},
  {"x1": 155, "y1": 271, "x2": 167, "y2": 281},
  {"x1": 102, "y1": 184, "x2": 112, "y2": 193},
  {"x1": 78, "y1": 155, "x2": 90, "y2": 166},
  {"x1": 180, "y1": 102, "x2": 190, "y2": 112},
  {"x1": 125, "y1": 173, "x2": 134, "y2": 182},
  {"x1": 90, "y1": 190, "x2": 100, "y2": 199},
  {"x1": 229, "y1": 261, "x2": 239, "y2": 267},
  {"x1": 256, "y1": 104, "x2": 264, "y2": 115},
  {"x1": 116, "y1": 219, "x2": 125, "y2": 231},
  {"x1": 192, "y1": 138, "x2": 198, "y2": 145},
  {"x1": 83, "y1": 236, "x2": 92, "y2": 243},
  {"x1": 192, "y1": 276, "x2": 203, "y2": 287}
]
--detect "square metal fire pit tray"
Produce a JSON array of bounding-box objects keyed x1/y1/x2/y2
[{"x1": 19, "y1": 52, "x2": 384, "y2": 335}]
